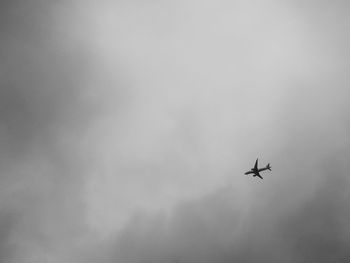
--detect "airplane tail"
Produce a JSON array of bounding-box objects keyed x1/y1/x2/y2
[{"x1": 266, "y1": 163, "x2": 271, "y2": 171}]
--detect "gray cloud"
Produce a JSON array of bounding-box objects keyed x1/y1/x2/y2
[
  {"x1": 111, "y1": 145, "x2": 350, "y2": 263},
  {"x1": 0, "y1": 1, "x2": 102, "y2": 262},
  {"x1": 0, "y1": 0, "x2": 349, "y2": 262}
]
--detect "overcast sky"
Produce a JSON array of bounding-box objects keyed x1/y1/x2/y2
[{"x1": 0, "y1": 0, "x2": 349, "y2": 262}]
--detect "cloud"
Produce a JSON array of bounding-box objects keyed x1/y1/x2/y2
[
  {"x1": 109, "y1": 150, "x2": 350, "y2": 263},
  {"x1": 0, "y1": 0, "x2": 349, "y2": 262},
  {"x1": 0, "y1": 1, "x2": 102, "y2": 262}
]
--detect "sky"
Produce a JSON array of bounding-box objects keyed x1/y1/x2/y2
[{"x1": 0, "y1": 0, "x2": 349, "y2": 262}]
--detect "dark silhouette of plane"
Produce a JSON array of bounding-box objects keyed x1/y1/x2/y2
[{"x1": 244, "y1": 158, "x2": 271, "y2": 179}]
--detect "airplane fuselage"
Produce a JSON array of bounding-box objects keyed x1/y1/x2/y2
[{"x1": 244, "y1": 169, "x2": 263, "y2": 179}]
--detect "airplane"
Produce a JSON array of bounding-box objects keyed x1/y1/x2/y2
[{"x1": 244, "y1": 158, "x2": 271, "y2": 179}]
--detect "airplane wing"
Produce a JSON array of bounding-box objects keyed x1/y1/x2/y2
[{"x1": 254, "y1": 158, "x2": 258, "y2": 170}]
